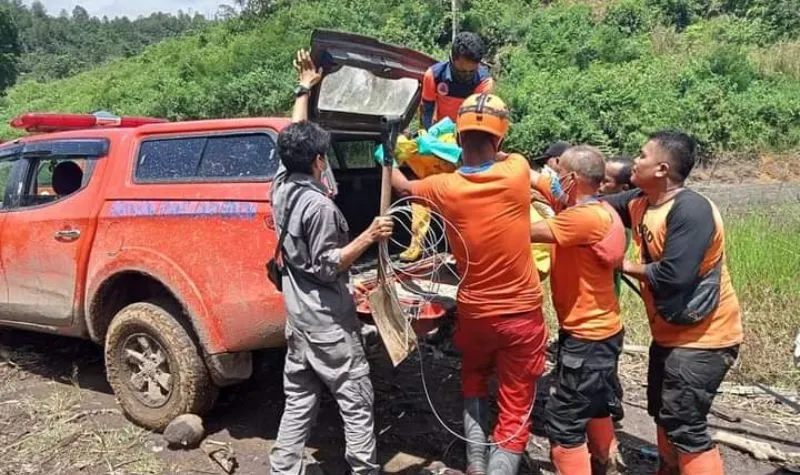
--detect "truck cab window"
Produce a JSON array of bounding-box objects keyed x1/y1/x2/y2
[
  {"x1": 0, "y1": 160, "x2": 17, "y2": 210},
  {"x1": 20, "y1": 157, "x2": 94, "y2": 207},
  {"x1": 136, "y1": 133, "x2": 278, "y2": 182}
]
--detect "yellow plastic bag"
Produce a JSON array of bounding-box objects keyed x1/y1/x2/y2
[
  {"x1": 394, "y1": 136, "x2": 419, "y2": 163},
  {"x1": 396, "y1": 135, "x2": 457, "y2": 178},
  {"x1": 530, "y1": 202, "x2": 554, "y2": 281}
]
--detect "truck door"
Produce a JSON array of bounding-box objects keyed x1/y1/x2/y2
[
  {"x1": 0, "y1": 139, "x2": 108, "y2": 325},
  {"x1": 0, "y1": 144, "x2": 26, "y2": 313}
]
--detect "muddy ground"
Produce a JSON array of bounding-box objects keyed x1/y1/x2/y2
[{"x1": 0, "y1": 325, "x2": 798, "y2": 475}]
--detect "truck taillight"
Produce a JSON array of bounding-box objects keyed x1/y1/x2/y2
[{"x1": 9, "y1": 112, "x2": 167, "y2": 133}]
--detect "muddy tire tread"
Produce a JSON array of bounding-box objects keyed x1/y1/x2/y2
[{"x1": 104, "y1": 300, "x2": 216, "y2": 431}]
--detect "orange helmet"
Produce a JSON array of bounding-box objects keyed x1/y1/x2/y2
[{"x1": 456, "y1": 93, "x2": 510, "y2": 139}]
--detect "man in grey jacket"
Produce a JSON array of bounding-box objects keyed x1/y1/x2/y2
[{"x1": 268, "y1": 50, "x2": 394, "y2": 475}]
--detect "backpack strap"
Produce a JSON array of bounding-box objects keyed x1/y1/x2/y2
[{"x1": 273, "y1": 185, "x2": 308, "y2": 264}]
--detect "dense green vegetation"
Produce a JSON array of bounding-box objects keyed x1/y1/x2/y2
[
  {"x1": 1, "y1": 0, "x2": 209, "y2": 82},
  {"x1": 0, "y1": 6, "x2": 20, "y2": 93},
  {"x1": 1, "y1": 0, "x2": 800, "y2": 158}
]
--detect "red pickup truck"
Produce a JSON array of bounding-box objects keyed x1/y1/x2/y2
[{"x1": 0, "y1": 30, "x2": 445, "y2": 430}]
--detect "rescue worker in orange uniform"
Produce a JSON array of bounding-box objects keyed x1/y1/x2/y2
[
  {"x1": 529, "y1": 146, "x2": 626, "y2": 474},
  {"x1": 391, "y1": 93, "x2": 548, "y2": 475},
  {"x1": 420, "y1": 32, "x2": 494, "y2": 130},
  {"x1": 400, "y1": 31, "x2": 494, "y2": 262},
  {"x1": 603, "y1": 131, "x2": 743, "y2": 475}
]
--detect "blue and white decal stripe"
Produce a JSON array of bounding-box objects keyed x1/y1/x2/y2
[{"x1": 109, "y1": 200, "x2": 258, "y2": 219}]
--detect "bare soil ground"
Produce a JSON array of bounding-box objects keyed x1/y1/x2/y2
[
  {"x1": 691, "y1": 153, "x2": 800, "y2": 184},
  {"x1": 1, "y1": 326, "x2": 798, "y2": 475}
]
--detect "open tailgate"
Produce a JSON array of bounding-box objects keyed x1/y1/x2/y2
[{"x1": 310, "y1": 29, "x2": 436, "y2": 138}]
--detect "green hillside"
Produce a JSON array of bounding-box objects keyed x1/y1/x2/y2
[
  {"x1": 2, "y1": 0, "x2": 210, "y2": 82},
  {"x1": 2, "y1": 0, "x2": 800, "y2": 158}
]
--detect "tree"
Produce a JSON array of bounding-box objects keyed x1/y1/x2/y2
[
  {"x1": 72, "y1": 5, "x2": 89, "y2": 23},
  {"x1": 0, "y1": 6, "x2": 20, "y2": 93},
  {"x1": 30, "y1": 1, "x2": 45, "y2": 18}
]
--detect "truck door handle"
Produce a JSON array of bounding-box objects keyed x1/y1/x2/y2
[{"x1": 54, "y1": 228, "x2": 81, "y2": 242}]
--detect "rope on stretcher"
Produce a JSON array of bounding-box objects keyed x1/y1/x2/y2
[{"x1": 377, "y1": 195, "x2": 536, "y2": 447}]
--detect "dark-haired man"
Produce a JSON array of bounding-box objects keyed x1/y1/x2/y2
[
  {"x1": 268, "y1": 50, "x2": 393, "y2": 475},
  {"x1": 599, "y1": 156, "x2": 634, "y2": 195},
  {"x1": 420, "y1": 31, "x2": 494, "y2": 130},
  {"x1": 603, "y1": 131, "x2": 743, "y2": 475},
  {"x1": 599, "y1": 155, "x2": 635, "y2": 299}
]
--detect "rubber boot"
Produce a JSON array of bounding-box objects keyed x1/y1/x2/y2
[
  {"x1": 657, "y1": 426, "x2": 679, "y2": 475},
  {"x1": 464, "y1": 398, "x2": 490, "y2": 475},
  {"x1": 678, "y1": 447, "x2": 724, "y2": 475},
  {"x1": 551, "y1": 443, "x2": 592, "y2": 475},
  {"x1": 486, "y1": 447, "x2": 522, "y2": 475},
  {"x1": 399, "y1": 203, "x2": 431, "y2": 262},
  {"x1": 586, "y1": 417, "x2": 620, "y2": 474}
]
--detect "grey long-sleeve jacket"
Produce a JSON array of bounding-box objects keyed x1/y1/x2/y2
[{"x1": 271, "y1": 164, "x2": 359, "y2": 333}]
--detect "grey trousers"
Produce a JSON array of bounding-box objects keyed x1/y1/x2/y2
[{"x1": 269, "y1": 325, "x2": 379, "y2": 475}]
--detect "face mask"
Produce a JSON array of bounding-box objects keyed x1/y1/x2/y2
[
  {"x1": 558, "y1": 171, "x2": 578, "y2": 207},
  {"x1": 542, "y1": 167, "x2": 575, "y2": 209},
  {"x1": 319, "y1": 158, "x2": 338, "y2": 198},
  {"x1": 542, "y1": 166, "x2": 563, "y2": 197},
  {"x1": 450, "y1": 61, "x2": 475, "y2": 83}
]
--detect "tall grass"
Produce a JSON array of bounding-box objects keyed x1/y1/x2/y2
[
  {"x1": 723, "y1": 204, "x2": 800, "y2": 388},
  {"x1": 543, "y1": 203, "x2": 800, "y2": 389},
  {"x1": 751, "y1": 41, "x2": 800, "y2": 80}
]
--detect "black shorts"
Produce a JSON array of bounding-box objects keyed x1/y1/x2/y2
[
  {"x1": 647, "y1": 343, "x2": 739, "y2": 453},
  {"x1": 545, "y1": 329, "x2": 624, "y2": 447}
]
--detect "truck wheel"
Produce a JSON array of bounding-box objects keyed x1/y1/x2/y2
[{"x1": 104, "y1": 301, "x2": 218, "y2": 431}]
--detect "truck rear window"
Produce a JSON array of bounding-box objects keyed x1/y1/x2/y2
[{"x1": 135, "y1": 133, "x2": 278, "y2": 182}]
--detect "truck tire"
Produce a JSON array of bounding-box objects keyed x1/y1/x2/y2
[{"x1": 104, "y1": 300, "x2": 218, "y2": 431}]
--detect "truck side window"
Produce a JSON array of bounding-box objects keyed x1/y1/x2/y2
[
  {"x1": 135, "y1": 133, "x2": 278, "y2": 182},
  {"x1": 18, "y1": 158, "x2": 95, "y2": 208},
  {"x1": 0, "y1": 159, "x2": 17, "y2": 210},
  {"x1": 137, "y1": 138, "x2": 205, "y2": 181},
  {"x1": 199, "y1": 134, "x2": 278, "y2": 179}
]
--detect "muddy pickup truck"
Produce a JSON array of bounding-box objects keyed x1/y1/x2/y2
[{"x1": 0, "y1": 30, "x2": 454, "y2": 430}]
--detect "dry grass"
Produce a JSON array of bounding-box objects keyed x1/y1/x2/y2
[
  {"x1": 0, "y1": 355, "x2": 165, "y2": 475},
  {"x1": 556, "y1": 0, "x2": 609, "y2": 18},
  {"x1": 650, "y1": 24, "x2": 682, "y2": 55},
  {"x1": 543, "y1": 203, "x2": 800, "y2": 390},
  {"x1": 751, "y1": 41, "x2": 800, "y2": 80}
]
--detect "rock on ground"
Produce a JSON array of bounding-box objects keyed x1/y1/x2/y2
[{"x1": 164, "y1": 414, "x2": 205, "y2": 449}]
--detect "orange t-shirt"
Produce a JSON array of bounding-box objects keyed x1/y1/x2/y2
[
  {"x1": 606, "y1": 189, "x2": 743, "y2": 349},
  {"x1": 410, "y1": 154, "x2": 543, "y2": 319},
  {"x1": 545, "y1": 203, "x2": 623, "y2": 341}
]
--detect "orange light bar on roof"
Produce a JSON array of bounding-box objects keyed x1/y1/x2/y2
[{"x1": 9, "y1": 112, "x2": 167, "y2": 133}]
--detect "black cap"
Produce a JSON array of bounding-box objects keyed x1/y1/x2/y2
[{"x1": 534, "y1": 141, "x2": 571, "y2": 163}]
